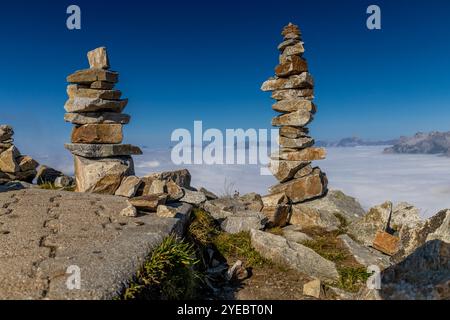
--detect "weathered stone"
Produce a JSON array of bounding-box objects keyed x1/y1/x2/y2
[
  {"x1": 180, "y1": 188, "x2": 207, "y2": 205},
  {"x1": 65, "y1": 144, "x2": 142, "y2": 158},
  {"x1": 269, "y1": 168, "x2": 328, "y2": 204},
  {"x1": 278, "y1": 38, "x2": 300, "y2": 51},
  {"x1": 282, "y1": 225, "x2": 313, "y2": 243},
  {"x1": 87, "y1": 47, "x2": 110, "y2": 70},
  {"x1": 7, "y1": 170, "x2": 37, "y2": 183},
  {"x1": 272, "y1": 110, "x2": 313, "y2": 127},
  {"x1": 338, "y1": 235, "x2": 391, "y2": 269},
  {"x1": 65, "y1": 112, "x2": 131, "y2": 125},
  {"x1": 74, "y1": 155, "x2": 134, "y2": 194},
  {"x1": 284, "y1": 32, "x2": 301, "y2": 40},
  {"x1": 220, "y1": 211, "x2": 267, "y2": 234},
  {"x1": 279, "y1": 136, "x2": 314, "y2": 149},
  {"x1": 54, "y1": 175, "x2": 75, "y2": 188},
  {"x1": 372, "y1": 231, "x2": 400, "y2": 256},
  {"x1": 282, "y1": 42, "x2": 305, "y2": 57},
  {"x1": 0, "y1": 146, "x2": 20, "y2": 173},
  {"x1": 291, "y1": 190, "x2": 365, "y2": 228},
  {"x1": 238, "y1": 193, "x2": 264, "y2": 212},
  {"x1": 282, "y1": 23, "x2": 301, "y2": 37},
  {"x1": 250, "y1": 230, "x2": 339, "y2": 282},
  {"x1": 67, "y1": 69, "x2": 118, "y2": 84},
  {"x1": 426, "y1": 210, "x2": 450, "y2": 243},
  {"x1": 261, "y1": 73, "x2": 313, "y2": 91},
  {"x1": 199, "y1": 187, "x2": 218, "y2": 200},
  {"x1": 269, "y1": 160, "x2": 310, "y2": 182},
  {"x1": 64, "y1": 97, "x2": 128, "y2": 113},
  {"x1": 35, "y1": 166, "x2": 64, "y2": 185},
  {"x1": 272, "y1": 89, "x2": 314, "y2": 101},
  {"x1": 128, "y1": 194, "x2": 167, "y2": 212},
  {"x1": 291, "y1": 202, "x2": 341, "y2": 232},
  {"x1": 67, "y1": 85, "x2": 121, "y2": 100},
  {"x1": 390, "y1": 202, "x2": 423, "y2": 229},
  {"x1": 71, "y1": 124, "x2": 123, "y2": 144},
  {"x1": 348, "y1": 202, "x2": 391, "y2": 247},
  {"x1": 156, "y1": 203, "x2": 192, "y2": 222},
  {"x1": 120, "y1": 205, "x2": 137, "y2": 217},
  {"x1": 90, "y1": 81, "x2": 115, "y2": 90},
  {"x1": 148, "y1": 179, "x2": 166, "y2": 195},
  {"x1": 303, "y1": 279, "x2": 323, "y2": 298},
  {"x1": 262, "y1": 205, "x2": 290, "y2": 228},
  {"x1": 279, "y1": 126, "x2": 309, "y2": 139},
  {"x1": 0, "y1": 125, "x2": 13, "y2": 142},
  {"x1": 115, "y1": 176, "x2": 142, "y2": 198},
  {"x1": 379, "y1": 240, "x2": 450, "y2": 300},
  {"x1": 166, "y1": 180, "x2": 185, "y2": 201},
  {"x1": 275, "y1": 56, "x2": 308, "y2": 77},
  {"x1": 272, "y1": 99, "x2": 316, "y2": 114},
  {"x1": 272, "y1": 147, "x2": 326, "y2": 161},
  {"x1": 140, "y1": 169, "x2": 191, "y2": 194},
  {"x1": 293, "y1": 164, "x2": 315, "y2": 179},
  {"x1": 17, "y1": 156, "x2": 39, "y2": 172}
]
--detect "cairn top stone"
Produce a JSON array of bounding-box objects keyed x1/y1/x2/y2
[
  {"x1": 282, "y1": 22, "x2": 301, "y2": 39},
  {"x1": 87, "y1": 47, "x2": 110, "y2": 70}
]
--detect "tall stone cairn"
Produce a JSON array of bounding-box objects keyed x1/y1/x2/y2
[
  {"x1": 64, "y1": 47, "x2": 142, "y2": 194},
  {"x1": 261, "y1": 23, "x2": 328, "y2": 205},
  {"x1": 0, "y1": 125, "x2": 39, "y2": 184}
]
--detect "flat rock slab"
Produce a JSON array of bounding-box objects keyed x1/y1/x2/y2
[{"x1": 0, "y1": 189, "x2": 188, "y2": 300}]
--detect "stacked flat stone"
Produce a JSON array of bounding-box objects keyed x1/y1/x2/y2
[
  {"x1": 0, "y1": 125, "x2": 39, "y2": 184},
  {"x1": 261, "y1": 23, "x2": 328, "y2": 205},
  {"x1": 64, "y1": 47, "x2": 142, "y2": 194}
]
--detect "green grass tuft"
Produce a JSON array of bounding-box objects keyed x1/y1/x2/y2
[
  {"x1": 302, "y1": 237, "x2": 347, "y2": 263},
  {"x1": 122, "y1": 235, "x2": 201, "y2": 300},
  {"x1": 337, "y1": 267, "x2": 372, "y2": 293}
]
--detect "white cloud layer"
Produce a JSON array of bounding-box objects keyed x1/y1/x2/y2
[{"x1": 33, "y1": 146, "x2": 450, "y2": 218}]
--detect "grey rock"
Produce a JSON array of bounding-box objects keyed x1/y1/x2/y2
[
  {"x1": 54, "y1": 175, "x2": 75, "y2": 188},
  {"x1": 338, "y1": 234, "x2": 391, "y2": 269},
  {"x1": 0, "y1": 189, "x2": 190, "y2": 300},
  {"x1": 220, "y1": 211, "x2": 267, "y2": 234},
  {"x1": 65, "y1": 143, "x2": 143, "y2": 158},
  {"x1": 64, "y1": 97, "x2": 128, "y2": 113},
  {"x1": 250, "y1": 229, "x2": 339, "y2": 282},
  {"x1": 199, "y1": 187, "x2": 218, "y2": 200},
  {"x1": 282, "y1": 225, "x2": 313, "y2": 243},
  {"x1": 115, "y1": 176, "x2": 142, "y2": 198},
  {"x1": 180, "y1": 188, "x2": 207, "y2": 205},
  {"x1": 64, "y1": 112, "x2": 131, "y2": 125},
  {"x1": 0, "y1": 125, "x2": 13, "y2": 142}
]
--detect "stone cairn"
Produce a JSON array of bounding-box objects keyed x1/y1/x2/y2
[
  {"x1": 260, "y1": 23, "x2": 328, "y2": 226},
  {"x1": 64, "y1": 47, "x2": 142, "y2": 194},
  {"x1": 0, "y1": 125, "x2": 39, "y2": 184}
]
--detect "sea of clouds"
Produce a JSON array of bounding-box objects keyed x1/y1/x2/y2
[{"x1": 33, "y1": 146, "x2": 450, "y2": 218}]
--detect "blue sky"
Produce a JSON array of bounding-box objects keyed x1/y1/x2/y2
[{"x1": 1, "y1": 0, "x2": 450, "y2": 156}]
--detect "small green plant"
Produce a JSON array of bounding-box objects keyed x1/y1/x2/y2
[
  {"x1": 188, "y1": 209, "x2": 219, "y2": 246},
  {"x1": 266, "y1": 227, "x2": 284, "y2": 236},
  {"x1": 337, "y1": 267, "x2": 372, "y2": 292},
  {"x1": 39, "y1": 182, "x2": 75, "y2": 192},
  {"x1": 122, "y1": 235, "x2": 201, "y2": 300},
  {"x1": 334, "y1": 213, "x2": 349, "y2": 235},
  {"x1": 302, "y1": 237, "x2": 347, "y2": 263},
  {"x1": 213, "y1": 231, "x2": 269, "y2": 268}
]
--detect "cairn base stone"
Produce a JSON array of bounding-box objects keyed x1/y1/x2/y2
[{"x1": 74, "y1": 155, "x2": 134, "y2": 194}]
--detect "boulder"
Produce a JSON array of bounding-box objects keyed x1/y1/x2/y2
[
  {"x1": 128, "y1": 194, "x2": 167, "y2": 212},
  {"x1": 261, "y1": 192, "x2": 290, "y2": 227},
  {"x1": 269, "y1": 168, "x2": 328, "y2": 204},
  {"x1": 120, "y1": 205, "x2": 137, "y2": 217},
  {"x1": 90, "y1": 81, "x2": 115, "y2": 90},
  {"x1": 139, "y1": 169, "x2": 191, "y2": 195},
  {"x1": 199, "y1": 187, "x2": 218, "y2": 200},
  {"x1": 290, "y1": 203, "x2": 341, "y2": 232},
  {"x1": 303, "y1": 279, "x2": 323, "y2": 299},
  {"x1": 64, "y1": 112, "x2": 131, "y2": 125},
  {"x1": 275, "y1": 55, "x2": 308, "y2": 77},
  {"x1": 0, "y1": 146, "x2": 20, "y2": 173},
  {"x1": 156, "y1": 203, "x2": 193, "y2": 222},
  {"x1": 290, "y1": 190, "x2": 365, "y2": 227},
  {"x1": 166, "y1": 180, "x2": 185, "y2": 201},
  {"x1": 65, "y1": 144, "x2": 142, "y2": 158},
  {"x1": 54, "y1": 175, "x2": 75, "y2": 188},
  {"x1": 272, "y1": 147, "x2": 326, "y2": 161},
  {"x1": 67, "y1": 68, "x2": 118, "y2": 84},
  {"x1": 87, "y1": 47, "x2": 110, "y2": 70},
  {"x1": 282, "y1": 225, "x2": 313, "y2": 243},
  {"x1": 0, "y1": 125, "x2": 14, "y2": 142},
  {"x1": 279, "y1": 126, "x2": 309, "y2": 139},
  {"x1": 17, "y1": 156, "x2": 39, "y2": 172},
  {"x1": 71, "y1": 124, "x2": 123, "y2": 144},
  {"x1": 250, "y1": 230, "x2": 339, "y2": 282},
  {"x1": 238, "y1": 193, "x2": 264, "y2": 212},
  {"x1": 272, "y1": 88, "x2": 314, "y2": 101},
  {"x1": 74, "y1": 155, "x2": 134, "y2": 194},
  {"x1": 338, "y1": 234, "x2": 390, "y2": 269},
  {"x1": 380, "y1": 240, "x2": 450, "y2": 300},
  {"x1": 180, "y1": 188, "x2": 207, "y2": 205},
  {"x1": 278, "y1": 136, "x2": 314, "y2": 149},
  {"x1": 220, "y1": 211, "x2": 267, "y2": 234},
  {"x1": 115, "y1": 176, "x2": 142, "y2": 198},
  {"x1": 372, "y1": 231, "x2": 400, "y2": 256},
  {"x1": 36, "y1": 165, "x2": 64, "y2": 185},
  {"x1": 282, "y1": 42, "x2": 305, "y2": 57}
]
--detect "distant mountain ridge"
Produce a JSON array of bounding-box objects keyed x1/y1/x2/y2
[
  {"x1": 316, "y1": 137, "x2": 398, "y2": 148},
  {"x1": 384, "y1": 131, "x2": 450, "y2": 156}
]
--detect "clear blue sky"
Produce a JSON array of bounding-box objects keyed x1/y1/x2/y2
[{"x1": 1, "y1": 0, "x2": 450, "y2": 155}]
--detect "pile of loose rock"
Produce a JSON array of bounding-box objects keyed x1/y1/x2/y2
[
  {"x1": 260, "y1": 23, "x2": 328, "y2": 227},
  {"x1": 64, "y1": 47, "x2": 142, "y2": 194},
  {"x1": 0, "y1": 125, "x2": 39, "y2": 184}
]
